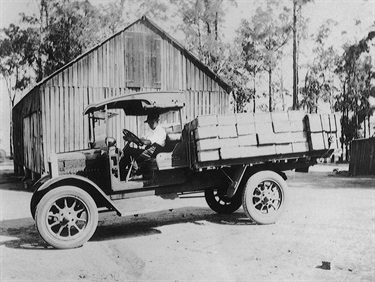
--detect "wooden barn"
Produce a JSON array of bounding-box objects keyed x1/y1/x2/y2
[{"x1": 12, "y1": 16, "x2": 232, "y2": 179}]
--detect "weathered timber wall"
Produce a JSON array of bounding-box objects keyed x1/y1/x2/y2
[
  {"x1": 349, "y1": 138, "x2": 375, "y2": 176},
  {"x1": 12, "y1": 86, "x2": 43, "y2": 175}
]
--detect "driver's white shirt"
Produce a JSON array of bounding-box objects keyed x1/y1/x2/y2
[{"x1": 145, "y1": 124, "x2": 166, "y2": 147}]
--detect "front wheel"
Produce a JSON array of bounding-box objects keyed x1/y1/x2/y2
[
  {"x1": 35, "y1": 186, "x2": 98, "y2": 249},
  {"x1": 205, "y1": 188, "x2": 242, "y2": 214},
  {"x1": 242, "y1": 171, "x2": 288, "y2": 224}
]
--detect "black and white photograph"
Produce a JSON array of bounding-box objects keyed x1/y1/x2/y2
[{"x1": 0, "y1": 0, "x2": 374, "y2": 281}]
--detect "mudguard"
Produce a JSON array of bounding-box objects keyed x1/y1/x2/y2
[
  {"x1": 31, "y1": 174, "x2": 52, "y2": 192},
  {"x1": 30, "y1": 174, "x2": 121, "y2": 219}
]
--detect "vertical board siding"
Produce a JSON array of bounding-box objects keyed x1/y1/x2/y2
[
  {"x1": 349, "y1": 138, "x2": 375, "y2": 176},
  {"x1": 13, "y1": 20, "x2": 230, "y2": 175},
  {"x1": 13, "y1": 86, "x2": 43, "y2": 174}
]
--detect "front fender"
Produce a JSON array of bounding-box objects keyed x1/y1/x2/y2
[
  {"x1": 30, "y1": 174, "x2": 121, "y2": 219},
  {"x1": 31, "y1": 174, "x2": 52, "y2": 192}
]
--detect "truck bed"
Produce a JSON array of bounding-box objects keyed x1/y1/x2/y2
[{"x1": 187, "y1": 111, "x2": 340, "y2": 170}]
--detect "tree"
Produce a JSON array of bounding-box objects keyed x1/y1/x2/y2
[
  {"x1": 220, "y1": 40, "x2": 252, "y2": 113},
  {"x1": 250, "y1": 0, "x2": 293, "y2": 112},
  {"x1": 0, "y1": 24, "x2": 40, "y2": 157},
  {"x1": 300, "y1": 20, "x2": 339, "y2": 113},
  {"x1": 41, "y1": 0, "x2": 114, "y2": 77},
  {"x1": 273, "y1": 63, "x2": 290, "y2": 111},
  {"x1": 136, "y1": 0, "x2": 169, "y2": 21},
  {"x1": 235, "y1": 19, "x2": 264, "y2": 112},
  {"x1": 335, "y1": 31, "x2": 374, "y2": 160},
  {"x1": 171, "y1": 0, "x2": 236, "y2": 73},
  {"x1": 292, "y1": 0, "x2": 312, "y2": 110}
]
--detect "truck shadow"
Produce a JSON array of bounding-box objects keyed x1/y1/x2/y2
[
  {"x1": 92, "y1": 207, "x2": 254, "y2": 242},
  {"x1": 0, "y1": 217, "x2": 51, "y2": 250},
  {"x1": 0, "y1": 207, "x2": 254, "y2": 249}
]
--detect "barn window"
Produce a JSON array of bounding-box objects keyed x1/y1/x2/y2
[
  {"x1": 150, "y1": 36, "x2": 161, "y2": 88},
  {"x1": 125, "y1": 32, "x2": 161, "y2": 89}
]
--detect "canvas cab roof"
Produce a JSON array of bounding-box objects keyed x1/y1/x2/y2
[{"x1": 83, "y1": 91, "x2": 185, "y2": 116}]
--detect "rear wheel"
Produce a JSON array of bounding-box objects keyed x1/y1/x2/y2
[
  {"x1": 35, "y1": 186, "x2": 98, "y2": 249},
  {"x1": 205, "y1": 188, "x2": 242, "y2": 214},
  {"x1": 242, "y1": 171, "x2": 288, "y2": 224}
]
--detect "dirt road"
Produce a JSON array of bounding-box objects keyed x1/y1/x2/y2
[{"x1": 0, "y1": 164, "x2": 374, "y2": 281}]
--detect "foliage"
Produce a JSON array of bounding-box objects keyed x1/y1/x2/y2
[
  {"x1": 219, "y1": 41, "x2": 252, "y2": 113},
  {"x1": 235, "y1": 0, "x2": 293, "y2": 112},
  {"x1": 41, "y1": 0, "x2": 127, "y2": 77},
  {"x1": 334, "y1": 31, "x2": 374, "y2": 144},
  {"x1": 136, "y1": 0, "x2": 169, "y2": 21},
  {"x1": 0, "y1": 22, "x2": 41, "y2": 157},
  {"x1": 233, "y1": 19, "x2": 263, "y2": 112},
  {"x1": 300, "y1": 20, "x2": 339, "y2": 113},
  {"x1": 171, "y1": 0, "x2": 236, "y2": 74},
  {"x1": 0, "y1": 24, "x2": 39, "y2": 104}
]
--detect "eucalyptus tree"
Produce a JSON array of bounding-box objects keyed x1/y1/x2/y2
[
  {"x1": 300, "y1": 20, "x2": 339, "y2": 113},
  {"x1": 249, "y1": 0, "x2": 293, "y2": 112},
  {"x1": 292, "y1": 0, "x2": 312, "y2": 110},
  {"x1": 235, "y1": 19, "x2": 264, "y2": 112},
  {"x1": 335, "y1": 31, "x2": 374, "y2": 159},
  {"x1": 171, "y1": 0, "x2": 236, "y2": 73},
  {"x1": 0, "y1": 24, "x2": 39, "y2": 105},
  {"x1": 0, "y1": 24, "x2": 39, "y2": 156},
  {"x1": 220, "y1": 40, "x2": 252, "y2": 113},
  {"x1": 135, "y1": 0, "x2": 169, "y2": 21}
]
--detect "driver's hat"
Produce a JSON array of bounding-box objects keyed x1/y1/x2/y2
[{"x1": 145, "y1": 111, "x2": 160, "y2": 123}]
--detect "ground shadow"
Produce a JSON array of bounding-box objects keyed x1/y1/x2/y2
[
  {"x1": 93, "y1": 206, "x2": 254, "y2": 242},
  {"x1": 0, "y1": 217, "x2": 51, "y2": 250},
  {"x1": 0, "y1": 206, "x2": 254, "y2": 249}
]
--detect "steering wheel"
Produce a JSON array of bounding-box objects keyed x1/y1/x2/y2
[{"x1": 122, "y1": 129, "x2": 143, "y2": 146}]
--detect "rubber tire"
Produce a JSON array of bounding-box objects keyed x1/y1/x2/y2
[
  {"x1": 205, "y1": 188, "x2": 242, "y2": 214},
  {"x1": 242, "y1": 171, "x2": 288, "y2": 224},
  {"x1": 35, "y1": 186, "x2": 98, "y2": 249}
]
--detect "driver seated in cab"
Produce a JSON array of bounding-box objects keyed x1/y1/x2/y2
[{"x1": 121, "y1": 111, "x2": 166, "y2": 176}]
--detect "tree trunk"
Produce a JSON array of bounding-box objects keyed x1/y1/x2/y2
[
  {"x1": 292, "y1": 0, "x2": 298, "y2": 110},
  {"x1": 268, "y1": 69, "x2": 272, "y2": 112},
  {"x1": 4, "y1": 76, "x2": 14, "y2": 159},
  {"x1": 253, "y1": 77, "x2": 256, "y2": 113},
  {"x1": 280, "y1": 66, "x2": 285, "y2": 111},
  {"x1": 9, "y1": 98, "x2": 14, "y2": 159}
]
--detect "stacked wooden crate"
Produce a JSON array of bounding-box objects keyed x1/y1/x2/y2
[
  {"x1": 288, "y1": 111, "x2": 309, "y2": 153},
  {"x1": 192, "y1": 115, "x2": 221, "y2": 162},
  {"x1": 189, "y1": 111, "x2": 341, "y2": 164},
  {"x1": 270, "y1": 111, "x2": 308, "y2": 154},
  {"x1": 306, "y1": 113, "x2": 341, "y2": 150}
]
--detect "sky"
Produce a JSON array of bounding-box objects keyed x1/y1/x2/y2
[
  {"x1": 0, "y1": 0, "x2": 374, "y2": 154},
  {"x1": 1, "y1": 0, "x2": 374, "y2": 40}
]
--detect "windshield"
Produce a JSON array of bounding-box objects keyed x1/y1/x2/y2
[
  {"x1": 89, "y1": 107, "x2": 183, "y2": 148},
  {"x1": 85, "y1": 94, "x2": 185, "y2": 148}
]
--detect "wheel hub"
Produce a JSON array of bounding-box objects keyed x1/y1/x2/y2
[
  {"x1": 47, "y1": 197, "x2": 88, "y2": 238},
  {"x1": 254, "y1": 181, "x2": 281, "y2": 214}
]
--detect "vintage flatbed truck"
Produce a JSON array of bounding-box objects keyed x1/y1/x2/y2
[{"x1": 30, "y1": 91, "x2": 339, "y2": 249}]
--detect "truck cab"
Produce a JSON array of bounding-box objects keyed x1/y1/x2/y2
[{"x1": 81, "y1": 95, "x2": 190, "y2": 191}]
